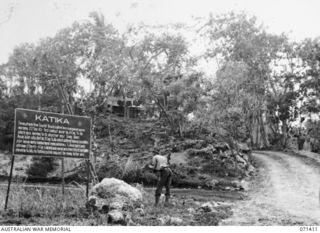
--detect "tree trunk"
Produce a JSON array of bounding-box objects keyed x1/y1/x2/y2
[
  {"x1": 259, "y1": 112, "x2": 269, "y2": 148},
  {"x1": 154, "y1": 96, "x2": 175, "y2": 133},
  {"x1": 178, "y1": 123, "x2": 183, "y2": 138},
  {"x1": 123, "y1": 94, "x2": 127, "y2": 118},
  {"x1": 246, "y1": 114, "x2": 254, "y2": 149},
  {"x1": 255, "y1": 115, "x2": 260, "y2": 148},
  {"x1": 281, "y1": 120, "x2": 288, "y2": 148}
]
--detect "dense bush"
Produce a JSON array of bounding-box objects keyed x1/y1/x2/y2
[
  {"x1": 305, "y1": 120, "x2": 320, "y2": 152},
  {"x1": 96, "y1": 155, "x2": 123, "y2": 180}
]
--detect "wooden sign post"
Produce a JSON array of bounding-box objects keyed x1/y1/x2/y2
[
  {"x1": 4, "y1": 155, "x2": 15, "y2": 210},
  {"x1": 5, "y1": 108, "x2": 92, "y2": 210}
]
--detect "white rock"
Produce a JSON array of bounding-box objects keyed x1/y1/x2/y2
[
  {"x1": 194, "y1": 201, "x2": 201, "y2": 206},
  {"x1": 124, "y1": 212, "x2": 132, "y2": 224},
  {"x1": 218, "y1": 202, "x2": 234, "y2": 208},
  {"x1": 237, "y1": 142, "x2": 251, "y2": 152},
  {"x1": 236, "y1": 154, "x2": 247, "y2": 164},
  {"x1": 211, "y1": 201, "x2": 219, "y2": 207},
  {"x1": 200, "y1": 202, "x2": 214, "y2": 212},
  {"x1": 240, "y1": 180, "x2": 250, "y2": 191},
  {"x1": 157, "y1": 215, "x2": 170, "y2": 225},
  {"x1": 242, "y1": 154, "x2": 249, "y2": 161},
  {"x1": 187, "y1": 208, "x2": 196, "y2": 214},
  {"x1": 157, "y1": 217, "x2": 166, "y2": 225},
  {"x1": 91, "y1": 178, "x2": 142, "y2": 202},
  {"x1": 135, "y1": 208, "x2": 145, "y2": 216},
  {"x1": 169, "y1": 217, "x2": 183, "y2": 225},
  {"x1": 88, "y1": 178, "x2": 143, "y2": 212},
  {"x1": 108, "y1": 210, "x2": 124, "y2": 224},
  {"x1": 247, "y1": 164, "x2": 255, "y2": 173}
]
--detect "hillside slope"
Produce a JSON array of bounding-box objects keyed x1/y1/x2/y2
[{"x1": 0, "y1": 114, "x2": 255, "y2": 190}]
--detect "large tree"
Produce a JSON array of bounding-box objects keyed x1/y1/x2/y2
[{"x1": 200, "y1": 12, "x2": 301, "y2": 148}]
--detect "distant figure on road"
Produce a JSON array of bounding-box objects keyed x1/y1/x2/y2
[{"x1": 148, "y1": 150, "x2": 173, "y2": 207}]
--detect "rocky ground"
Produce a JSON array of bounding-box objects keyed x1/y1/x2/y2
[
  {"x1": 89, "y1": 115, "x2": 255, "y2": 190},
  {"x1": 84, "y1": 177, "x2": 239, "y2": 226},
  {"x1": 0, "y1": 179, "x2": 244, "y2": 226}
]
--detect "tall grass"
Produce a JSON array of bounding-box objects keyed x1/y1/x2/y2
[
  {"x1": 121, "y1": 156, "x2": 143, "y2": 183},
  {"x1": 0, "y1": 182, "x2": 87, "y2": 218}
]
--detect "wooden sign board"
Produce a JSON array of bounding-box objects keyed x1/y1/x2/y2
[{"x1": 13, "y1": 108, "x2": 91, "y2": 159}]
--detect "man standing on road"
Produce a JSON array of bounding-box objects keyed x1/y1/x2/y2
[{"x1": 148, "y1": 150, "x2": 173, "y2": 207}]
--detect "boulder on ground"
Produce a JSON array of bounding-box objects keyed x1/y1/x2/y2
[
  {"x1": 213, "y1": 142, "x2": 230, "y2": 151},
  {"x1": 246, "y1": 164, "x2": 255, "y2": 176},
  {"x1": 240, "y1": 180, "x2": 250, "y2": 191},
  {"x1": 182, "y1": 139, "x2": 207, "y2": 150},
  {"x1": 135, "y1": 208, "x2": 145, "y2": 216},
  {"x1": 235, "y1": 154, "x2": 247, "y2": 169},
  {"x1": 235, "y1": 154, "x2": 247, "y2": 164},
  {"x1": 107, "y1": 210, "x2": 125, "y2": 224},
  {"x1": 91, "y1": 178, "x2": 142, "y2": 202},
  {"x1": 169, "y1": 217, "x2": 184, "y2": 225},
  {"x1": 87, "y1": 178, "x2": 143, "y2": 222},
  {"x1": 187, "y1": 145, "x2": 216, "y2": 158},
  {"x1": 240, "y1": 153, "x2": 249, "y2": 162},
  {"x1": 187, "y1": 208, "x2": 196, "y2": 215},
  {"x1": 204, "y1": 178, "x2": 219, "y2": 189},
  {"x1": 237, "y1": 142, "x2": 251, "y2": 153},
  {"x1": 200, "y1": 202, "x2": 215, "y2": 212}
]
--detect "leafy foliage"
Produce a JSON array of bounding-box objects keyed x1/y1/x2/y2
[{"x1": 0, "y1": 11, "x2": 320, "y2": 153}]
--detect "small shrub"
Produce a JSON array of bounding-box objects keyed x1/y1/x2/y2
[
  {"x1": 26, "y1": 157, "x2": 58, "y2": 177},
  {"x1": 140, "y1": 171, "x2": 158, "y2": 185},
  {"x1": 122, "y1": 166, "x2": 144, "y2": 183},
  {"x1": 96, "y1": 154, "x2": 123, "y2": 179}
]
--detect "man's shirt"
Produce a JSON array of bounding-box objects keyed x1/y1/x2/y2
[{"x1": 150, "y1": 155, "x2": 169, "y2": 171}]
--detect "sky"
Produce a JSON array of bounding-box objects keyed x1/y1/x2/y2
[{"x1": 0, "y1": 0, "x2": 319, "y2": 65}]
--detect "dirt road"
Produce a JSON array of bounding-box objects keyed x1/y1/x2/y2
[{"x1": 221, "y1": 151, "x2": 320, "y2": 225}]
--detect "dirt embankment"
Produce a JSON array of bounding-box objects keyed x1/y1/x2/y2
[{"x1": 221, "y1": 151, "x2": 320, "y2": 225}]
